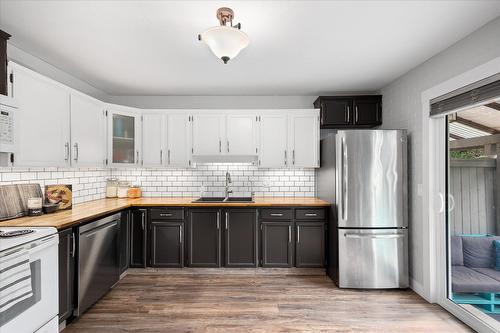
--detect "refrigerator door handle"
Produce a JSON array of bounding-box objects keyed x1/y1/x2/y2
[
  {"x1": 341, "y1": 136, "x2": 348, "y2": 221},
  {"x1": 344, "y1": 232, "x2": 405, "y2": 239}
]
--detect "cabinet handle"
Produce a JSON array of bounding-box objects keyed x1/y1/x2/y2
[
  {"x1": 304, "y1": 213, "x2": 317, "y2": 217},
  {"x1": 297, "y1": 225, "x2": 300, "y2": 243},
  {"x1": 179, "y1": 227, "x2": 182, "y2": 243},
  {"x1": 217, "y1": 211, "x2": 220, "y2": 229},
  {"x1": 355, "y1": 106, "x2": 359, "y2": 123},
  {"x1": 346, "y1": 106, "x2": 350, "y2": 123},
  {"x1": 292, "y1": 150, "x2": 295, "y2": 165},
  {"x1": 73, "y1": 143, "x2": 79, "y2": 162},
  {"x1": 288, "y1": 225, "x2": 292, "y2": 243},
  {"x1": 160, "y1": 213, "x2": 173, "y2": 217},
  {"x1": 160, "y1": 149, "x2": 163, "y2": 164},
  {"x1": 284, "y1": 150, "x2": 287, "y2": 166},
  {"x1": 270, "y1": 213, "x2": 283, "y2": 217},
  {"x1": 225, "y1": 212, "x2": 228, "y2": 229},
  {"x1": 227, "y1": 140, "x2": 230, "y2": 153},
  {"x1": 141, "y1": 213, "x2": 145, "y2": 230},
  {"x1": 71, "y1": 233, "x2": 76, "y2": 258},
  {"x1": 219, "y1": 140, "x2": 221, "y2": 153},
  {"x1": 320, "y1": 103, "x2": 324, "y2": 125},
  {"x1": 168, "y1": 149, "x2": 171, "y2": 165},
  {"x1": 136, "y1": 151, "x2": 139, "y2": 164},
  {"x1": 64, "y1": 142, "x2": 70, "y2": 161}
]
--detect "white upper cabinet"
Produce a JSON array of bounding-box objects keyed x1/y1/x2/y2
[
  {"x1": 166, "y1": 114, "x2": 192, "y2": 167},
  {"x1": 141, "y1": 113, "x2": 164, "y2": 167},
  {"x1": 290, "y1": 113, "x2": 319, "y2": 168},
  {"x1": 70, "y1": 93, "x2": 106, "y2": 167},
  {"x1": 192, "y1": 114, "x2": 223, "y2": 155},
  {"x1": 226, "y1": 114, "x2": 257, "y2": 156},
  {"x1": 107, "y1": 106, "x2": 141, "y2": 167},
  {"x1": 11, "y1": 64, "x2": 71, "y2": 167},
  {"x1": 259, "y1": 114, "x2": 288, "y2": 168}
]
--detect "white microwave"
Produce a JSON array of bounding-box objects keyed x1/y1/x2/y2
[{"x1": 0, "y1": 95, "x2": 17, "y2": 166}]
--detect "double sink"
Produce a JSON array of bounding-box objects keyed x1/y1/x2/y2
[{"x1": 192, "y1": 197, "x2": 254, "y2": 203}]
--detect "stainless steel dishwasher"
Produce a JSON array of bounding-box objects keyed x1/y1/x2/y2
[{"x1": 76, "y1": 213, "x2": 120, "y2": 316}]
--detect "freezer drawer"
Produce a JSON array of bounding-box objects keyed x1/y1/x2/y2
[{"x1": 338, "y1": 228, "x2": 408, "y2": 289}]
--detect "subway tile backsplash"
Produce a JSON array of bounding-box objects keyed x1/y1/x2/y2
[
  {"x1": 0, "y1": 163, "x2": 315, "y2": 203},
  {"x1": 110, "y1": 163, "x2": 316, "y2": 198},
  {"x1": 0, "y1": 167, "x2": 107, "y2": 204}
]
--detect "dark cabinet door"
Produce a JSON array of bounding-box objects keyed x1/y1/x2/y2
[
  {"x1": 130, "y1": 209, "x2": 147, "y2": 268},
  {"x1": 150, "y1": 221, "x2": 184, "y2": 267},
  {"x1": 261, "y1": 221, "x2": 293, "y2": 267},
  {"x1": 295, "y1": 222, "x2": 326, "y2": 268},
  {"x1": 119, "y1": 211, "x2": 130, "y2": 275},
  {"x1": 320, "y1": 98, "x2": 352, "y2": 127},
  {"x1": 187, "y1": 209, "x2": 221, "y2": 267},
  {"x1": 224, "y1": 209, "x2": 258, "y2": 267},
  {"x1": 58, "y1": 228, "x2": 75, "y2": 323},
  {"x1": 353, "y1": 97, "x2": 382, "y2": 126}
]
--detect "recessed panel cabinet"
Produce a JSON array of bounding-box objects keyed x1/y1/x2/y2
[
  {"x1": 261, "y1": 221, "x2": 293, "y2": 267},
  {"x1": 187, "y1": 209, "x2": 221, "y2": 267},
  {"x1": 259, "y1": 115, "x2": 288, "y2": 167},
  {"x1": 70, "y1": 93, "x2": 106, "y2": 167},
  {"x1": 130, "y1": 209, "x2": 147, "y2": 268},
  {"x1": 141, "y1": 113, "x2": 163, "y2": 167},
  {"x1": 224, "y1": 209, "x2": 258, "y2": 267},
  {"x1": 314, "y1": 96, "x2": 382, "y2": 128},
  {"x1": 290, "y1": 114, "x2": 319, "y2": 167},
  {"x1": 226, "y1": 115, "x2": 257, "y2": 156},
  {"x1": 11, "y1": 64, "x2": 71, "y2": 167},
  {"x1": 150, "y1": 221, "x2": 184, "y2": 267},
  {"x1": 295, "y1": 221, "x2": 325, "y2": 268},
  {"x1": 192, "y1": 115, "x2": 223, "y2": 156},
  {"x1": 166, "y1": 114, "x2": 192, "y2": 167}
]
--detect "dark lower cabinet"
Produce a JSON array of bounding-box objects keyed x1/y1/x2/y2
[
  {"x1": 261, "y1": 221, "x2": 293, "y2": 267},
  {"x1": 58, "y1": 228, "x2": 75, "y2": 323},
  {"x1": 224, "y1": 209, "x2": 258, "y2": 267},
  {"x1": 119, "y1": 211, "x2": 130, "y2": 275},
  {"x1": 130, "y1": 209, "x2": 147, "y2": 268},
  {"x1": 187, "y1": 209, "x2": 221, "y2": 267},
  {"x1": 150, "y1": 221, "x2": 184, "y2": 267},
  {"x1": 295, "y1": 222, "x2": 326, "y2": 268}
]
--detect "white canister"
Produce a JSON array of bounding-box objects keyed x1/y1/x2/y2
[{"x1": 117, "y1": 181, "x2": 130, "y2": 198}]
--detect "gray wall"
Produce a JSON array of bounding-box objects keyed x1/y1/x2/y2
[{"x1": 380, "y1": 16, "x2": 500, "y2": 291}]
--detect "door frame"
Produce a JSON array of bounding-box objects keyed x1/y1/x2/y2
[{"x1": 422, "y1": 56, "x2": 500, "y2": 332}]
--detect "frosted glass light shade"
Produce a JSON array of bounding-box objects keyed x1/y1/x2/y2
[{"x1": 201, "y1": 26, "x2": 249, "y2": 63}]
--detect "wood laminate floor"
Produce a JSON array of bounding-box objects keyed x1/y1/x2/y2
[{"x1": 64, "y1": 269, "x2": 472, "y2": 333}]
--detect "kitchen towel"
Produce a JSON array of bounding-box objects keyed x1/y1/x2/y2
[
  {"x1": 0, "y1": 248, "x2": 33, "y2": 313},
  {"x1": 0, "y1": 184, "x2": 43, "y2": 221}
]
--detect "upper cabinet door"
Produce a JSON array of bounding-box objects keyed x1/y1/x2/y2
[
  {"x1": 166, "y1": 114, "x2": 191, "y2": 167},
  {"x1": 320, "y1": 98, "x2": 352, "y2": 127},
  {"x1": 353, "y1": 97, "x2": 382, "y2": 126},
  {"x1": 70, "y1": 93, "x2": 105, "y2": 167},
  {"x1": 108, "y1": 108, "x2": 140, "y2": 166},
  {"x1": 226, "y1": 114, "x2": 257, "y2": 155},
  {"x1": 291, "y1": 114, "x2": 319, "y2": 168},
  {"x1": 259, "y1": 115, "x2": 287, "y2": 168},
  {"x1": 12, "y1": 65, "x2": 70, "y2": 167},
  {"x1": 142, "y1": 113, "x2": 164, "y2": 167},
  {"x1": 192, "y1": 114, "x2": 223, "y2": 155}
]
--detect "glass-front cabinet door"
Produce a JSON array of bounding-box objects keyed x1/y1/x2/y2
[{"x1": 108, "y1": 108, "x2": 140, "y2": 166}]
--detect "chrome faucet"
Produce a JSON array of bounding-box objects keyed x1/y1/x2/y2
[{"x1": 224, "y1": 171, "x2": 232, "y2": 200}]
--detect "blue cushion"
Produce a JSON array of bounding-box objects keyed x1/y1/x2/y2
[
  {"x1": 462, "y1": 236, "x2": 500, "y2": 268},
  {"x1": 495, "y1": 240, "x2": 500, "y2": 271}
]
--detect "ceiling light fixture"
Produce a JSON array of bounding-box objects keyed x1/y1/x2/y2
[{"x1": 198, "y1": 7, "x2": 249, "y2": 64}]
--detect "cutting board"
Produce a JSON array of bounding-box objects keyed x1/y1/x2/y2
[{"x1": 0, "y1": 184, "x2": 43, "y2": 221}]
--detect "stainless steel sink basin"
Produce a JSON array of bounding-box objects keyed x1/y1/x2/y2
[{"x1": 192, "y1": 197, "x2": 254, "y2": 203}]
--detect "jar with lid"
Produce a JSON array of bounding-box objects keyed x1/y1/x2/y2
[
  {"x1": 117, "y1": 181, "x2": 130, "y2": 198},
  {"x1": 106, "y1": 178, "x2": 118, "y2": 198},
  {"x1": 127, "y1": 185, "x2": 142, "y2": 198}
]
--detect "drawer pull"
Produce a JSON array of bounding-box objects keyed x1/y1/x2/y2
[
  {"x1": 270, "y1": 213, "x2": 283, "y2": 217},
  {"x1": 305, "y1": 213, "x2": 317, "y2": 217},
  {"x1": 160, "y1": 213, "x2": 173, "y2": 217}
]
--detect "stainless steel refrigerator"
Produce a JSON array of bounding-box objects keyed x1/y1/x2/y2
[{"x1": 316, "y1": 130, "x2": 409, "y2": 289}]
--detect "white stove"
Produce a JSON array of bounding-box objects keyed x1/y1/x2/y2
[
  {"x1": 0, "y1": 227, "x2": 57, "y2": 251},
  {"x1": 0, "y1": 226, "x2": 59, "y2": 333}
]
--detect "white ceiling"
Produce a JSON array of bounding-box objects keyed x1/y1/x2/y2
[{"x1": 1, "y1": 1, "x2": 500, "y2": 96}]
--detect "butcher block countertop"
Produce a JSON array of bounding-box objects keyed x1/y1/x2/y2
[{"x1": 0, "y1": 197, "x2": 330, "y2": 230}]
